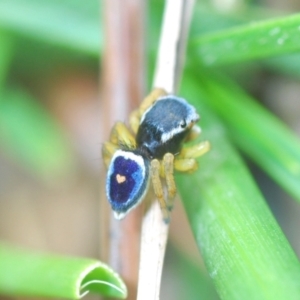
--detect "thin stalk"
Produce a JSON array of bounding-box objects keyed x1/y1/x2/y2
[
  {"x1": 100, "y1": 0, "x2": 145, "y2": 299},
  {"x1": 137, "y1": 0, "x2": 195, "y2": 299}
]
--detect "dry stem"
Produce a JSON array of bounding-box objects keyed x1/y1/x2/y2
[
  {"x1": 137, "y1": 0, "x2": 195, "y2": 299},
  {"x1": 100, "y1": 0, "x2": 145, "y2": 299}
]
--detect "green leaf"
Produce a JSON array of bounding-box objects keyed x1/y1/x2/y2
[
  {"x1": 0, "y1": 30, "x2": 14, "y2": 88},
  {"x1": 0, "y1": 0, "x2": 100, "y2": 56},
  {"x1": 163, "y1": 245, "x2": 218, "y2": 300},
  {"x1": 265, "y1": 54, "x2": 300, "y2": 78},
  {"x1": 176, "y1": 73, "x2": 300, "y2": 300},
  {"x1": 190, "y1": 13, "x2": 300, "y2": 66},
  {"x1": 0, "y1": 243, "x2": 127, "y2": 299},
  {"x1": 195, "y1": 71, "x2": 300, "y2": 203},
  {"x1": 0, "y1": 89, "x2": 77, "y2": 183}
]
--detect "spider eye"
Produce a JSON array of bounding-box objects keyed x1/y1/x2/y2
[
  {"x1": 180, "y1": 120, "x2": 187, "y2": 128},
  {"x1": 106, "y1": 150, "x2": 149, "y2": 219}
]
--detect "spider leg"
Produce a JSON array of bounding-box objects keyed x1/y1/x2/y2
[
  {"x1": 150, "y1": 158, "x2": 170, "y2": 222},
  {"x1": 180, "y1": 140, "x2": 210, "y2": 159},
  {"x1": 175, "y1": 141, "x2": 211, "y2": 173},
  {"x1": 162, "y1": 153, "x2": 177, "y2": 211},
  {"x1": 174, "y1": 158, "x2": 198, "y2": 173},
  {"x1": 185, "y1": 125, "x2": 201, "y2": 142},
  {"x1": 102, "y1": 121, "x2": 136, "y2": 168},
  {"x1": 109, "y1": 121, "x2": 136, "y2": 148},
  {"x1": 102, "y1": 142, "x2": 118, "y2": 168},
  {"x1": 129, "y1": 88, "x2": 167, "y2": 134}
]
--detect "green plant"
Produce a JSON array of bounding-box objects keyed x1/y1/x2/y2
[{"x1": 0, "y1": 0, "x2": 300, "y2": 299}]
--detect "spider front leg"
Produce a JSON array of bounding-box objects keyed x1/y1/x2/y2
[
  {"x1": 174, "y1": 140, "x2": 211, "y2": 173},
  {"x1": 186, "y1": 125, "x2": 201, "y2": 142},
  {"x1": 129, "y1": 88, "x2": 167, "y2": 134},
  {"x1": 102, "y1": 121, "x2": 136, "y2": 168},
  {"x1": 150, "y1": 158, "x2": 170, "y2": 222}
]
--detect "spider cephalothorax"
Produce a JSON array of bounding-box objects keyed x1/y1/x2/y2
[{"x1": 102, "y1": 88, "x2": 210, "y2": 222}]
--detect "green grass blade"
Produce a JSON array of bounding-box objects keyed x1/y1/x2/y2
[
  {"x1": 0, "y1": 0, "x2": 100, "y2": 56},
  {"x1": 196, "y1": 71, "x2": 300, "y2": 202},
  {"x1": 265, "y1": 54, "x2": 300, "y2": 78},
  {"x1": 190, "y1": 13, "x2": 300, "y2": 66},
  {"x1": 0, "y1": 243, "x2": 127, "y2": 299},
  {"x1": 176, "y1": 74, "x2": 300, "y2": 300},
  {"x1": 0, "y1": 30, "x2": 14, "y2": 88},
  {"x1": 163, "y1": 246, "x2": 218, "y2": 300}
]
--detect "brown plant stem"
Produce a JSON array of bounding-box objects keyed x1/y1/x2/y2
[{"x1": 100, "y1": 0, "x2": 145, "y2": 299}]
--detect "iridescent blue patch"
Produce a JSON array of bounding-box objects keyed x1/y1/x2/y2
[{"x1": 106, "y1": 151, "x2": 149, "y2": 216}]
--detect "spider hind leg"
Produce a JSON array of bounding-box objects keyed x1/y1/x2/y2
[
  {"x1": 102, "y1": 142, "x2": 118, "y2": 168},
  {"x1": 102, "y1": 121, "x2": 136, "y2": 168},
  {"x1": 162, "y1": 153, "x2": 177, "y2": 211},
  {"x1": 150, "y1": 158, "x2": 170, "y2": 223},
  {"x1": 109, "y1": 121, "x2": 136, "y2": 148}
]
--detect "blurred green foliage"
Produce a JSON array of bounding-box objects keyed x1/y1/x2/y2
[{"x1": 0, "y1": 0, "x2": 300, "y2": 299}]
